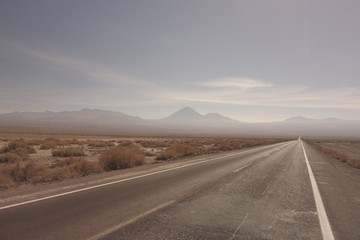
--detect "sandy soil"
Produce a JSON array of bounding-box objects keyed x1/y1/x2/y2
[{"x1": 318, "y1": 141, "x2": 360, "y2": 161}]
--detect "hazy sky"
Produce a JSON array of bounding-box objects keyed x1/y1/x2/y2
[{"x1": 1, "y1": 0, "x2": 360, "y2": 122}]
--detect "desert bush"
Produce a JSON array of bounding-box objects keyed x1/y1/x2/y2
[
  {"x1": 117, "y1": 140, "x2": 136, "y2": 147},
  {"x1": 52, "y1": 158, "x2": 102, "y2": 176},
  {"x1": 52, "y1": 147, "x2": 86, "y2": 157},
  {"x1": 99, "y1": 147, "x2": 145, "y2": 170},
  {"x1": 26, "y1": 139, "x2": 44, "y2": 146},
  {"x1": 0, "y1": 161, "x2": 45, "y2": 184},
  {"x1": 136, "y1": 140, "x2": 170, "y2": 148},
  {"x1": 85, "y1": 140, "x2": 115, "y2": 148},
  {"x1": 0, "y1": 139, "x2": 35, "y2": 164},
  {"x1": 0, "y1": 152, "x2": 27, "y2": 164},
  {"x1": 347, "y1": 159, "x2": 360, "y2": 169},
  {"x1": 0, "y1": 171, "x2": 15, "y2": 189},
  {"x1": 156, "y1": 142, "x2": 199, "y2": 160},
  {"x1": 1, "y1": 139, "x2": 36, "y2": 154},
  {"x1": 40, "y1": 138, "x2": 79, "y2": 149},
  {"x1": 40, "y1": 143, "x2": 56, "y2": 150},
  {"x1": 211, "y1": 139, "x2": 273, "y2": 152},
  {"x1": 0, "y1": 158, "x2": 102, "y2": 189}
]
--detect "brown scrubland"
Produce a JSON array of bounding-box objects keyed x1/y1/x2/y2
[
  {"x1": 304, "y1": 139, "x2": 360, "y2": 169},
  {"x1": 0, "y1": 134, "x2": 287, "y2": 190}
]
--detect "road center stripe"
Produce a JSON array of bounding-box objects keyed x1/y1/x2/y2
[
  {"x1": 233, "y1": 163, "x2": 253, "y2": 173},
  {"x1": 88, "y1": 200, "x2": 176, "y2": 240},
  {"x1": 0, "y1": 148, "x2": 256, "y2": 210}
]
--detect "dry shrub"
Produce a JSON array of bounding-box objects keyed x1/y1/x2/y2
[
  {"x1": 26, "y1": 139, "x2": 44, "y2": 146},
  {"x1": 0, "y1": 152, "x2": 26, "y2": 164},
  {"x1": 40, "y1": 138, "x2": 80, "y2": 149},
  {"x1": 99, "y1": 147, "x2": 145, "y2": 170},
  {"x1": 0, "y1": 162, "x2": 45, "y2": 185},
  {"x1": 52, "y1": 158, "x2": 102, "y2": 176},
  {"x1": 52, "y1": 147, "x2": 86, "y2": 157},
  {"x1": 1, "y1": 139, "x2": 36, "y2": 154},
  {"x1": 85, "y1": 140, "x2": 115, "y2": 148},
  {"x1": 0, "y1": 172, "x2": 14, "y2": 189},
  {"x1": 0, "y1": 158, "x2": 102, "y2": 189},
  {"x1": 0, "y1": 139, "x2": 35, "y2": 163},
  {"x1": 156, "y1": 142, "x2": 199, "y2": 160},
  {"x1": 117, "y1": 140, "x2": 136, "y2": 147},
  {"x1": 40, "y1": 138, "x2": 61, "y2": 149},
  {"x1": 136, "y1": 140, "x2": 170, "y2": 148},
  {"x1": 347, "y1": 159, "x2": 360, "y2": 169},
  {"x1": 211, "y1": 139, "x2": 274, "y2": 152}
]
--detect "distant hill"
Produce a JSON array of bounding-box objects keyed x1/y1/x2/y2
[
  {"x1": 160, "y1": 107, "x2": 240, "y2": 127},
  {"x1": 0, "y1": 107, "x2": 359, "y2": 137},
  {"x1": 0, "y1": 108, "x2": 152, "y2": 134}
]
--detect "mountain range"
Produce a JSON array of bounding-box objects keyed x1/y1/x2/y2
[{"x1": 0, "y1": 107, "x2": 359, "y2": 137}]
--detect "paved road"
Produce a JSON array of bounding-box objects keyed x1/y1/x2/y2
[{"x1": 0, "y1": 140, "x2": 359, "y2": 239}]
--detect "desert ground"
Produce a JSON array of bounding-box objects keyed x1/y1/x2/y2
[
  {"x1": 304, "y1": 138, "x2": 360, "y2": 168},
  {"x1": 0, "y1": 133, "x2": 287, "y2": 190}
]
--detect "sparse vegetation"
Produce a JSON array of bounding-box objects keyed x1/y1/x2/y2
[
  {"x1": 0, "y1": 135, "x2": 288, "y2": 190},
  {"x1": 0, "y1": 139, "x2": 35, "y2": 163},
  {"x1": 0, "y1": 158, "x2": 102, "y2": 189},
  {"x1": 99, "y1": 146, "x2": 145, "y2": 170},
  {"x1": 0, "y1": 152, "x2": 26, "y2": 163},
  {"x1": 155, "y1": 138, "x2": 281, "y2": 160},
  {"x1": 156, "y1": 141, "x2": 199, "y2": 160},
  {"x1": 305, "y1": 139, "x2": 360, "y2": 169},
  {"x1": 136, "y1": 140, "x2": 170, "y2": 148},
  {"x1": 85, "y1": 140, "x2": 115, "y2": 148},
  {"x1": 52, "y1": 147, "x2": 86, "y2": 157},
  {"x1": 39, "y1": 138, "x2": 81, "y2": 149},
  {"x1": 1, "y1": 138, "x2": 36, "y2": 154}
]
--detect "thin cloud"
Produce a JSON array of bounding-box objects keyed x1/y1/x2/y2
[
  {"x1": 199, "y1": 78, "x2": 273, "y2": 89},
  {"x1": 154, "y1": 84, "x2": 360, "y2": 110},
  {"x1": 14, "y1": 44, "x2": 148, "y2": 86}
]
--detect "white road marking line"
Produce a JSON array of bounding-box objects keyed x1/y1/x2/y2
[
  {"x1": 317, "y1": 182, "x2": 328, "y2": 185},
  {"x1": 0, "y1": 141, "x2": 294, "y2": 211},
  {"x1": 88, "y1": 200, "x2": 176, "y2": 240},
  {"x1": 233, "y1": 163, "x2": 253, "y2": 173},
  {"x1": 229, "y1": 212, "x2": 249, "y2": 240},
  {"x1": 300, "y1": 140, "x2": 335, "y2": 240},
  {"x1": 0, "y1": 147, "x2": 263, "y2": 211}
]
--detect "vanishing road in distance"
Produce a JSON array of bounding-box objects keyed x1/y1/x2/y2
[{"x1": 0, "y1": 139, "x2": 359, "y2": 239}]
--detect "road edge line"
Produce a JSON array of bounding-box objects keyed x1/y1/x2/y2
[
  {"x1": 0, "y1": 148, "x2": 252, "y2": 210},
  {"x1": 300, "y1": 140, "x2": 335, "y2": 240},
  {"x1": 0, "y1": 141, "x2": 292, "y2": 211}
]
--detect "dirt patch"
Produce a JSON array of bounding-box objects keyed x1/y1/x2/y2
[{"x1": 304, "y1": 139, "x2": 360, "y2": 169}]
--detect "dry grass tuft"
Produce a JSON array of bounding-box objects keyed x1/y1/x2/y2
[
  {"x1": 85, "y1": 140, "x2": 115, "y2": 148},
  {"x1": 52, "y1": 147, "x2": 86, "y2": 157},
  {"x1": 37, "y1": 138, "x2": 82, "y2": 149},
  {"x1": 1, "y1": 139, "x2": 36, "y2": 154},
  {"x1": 0, "y1": 158, "x2": 102, "y2": 189},
  {"x1": 156, "y1": 142, "x2": 199, "y2": 160},
  {"x1": 99, "y1": 146, "x2": 145, "y2": 170},
  {"x1": 0, "y1": 152, "x2": 27, "y2": 164},
  {"x1": 136, "y1": 140, "x2": 170, "y2": 148},
  {"x1": 0, "y1": 139, "x2": 36, "y2": 163}
]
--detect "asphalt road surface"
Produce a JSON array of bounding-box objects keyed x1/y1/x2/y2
[{"x1": 0, "y1": 139, "x2": 359, "y2": 240}]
